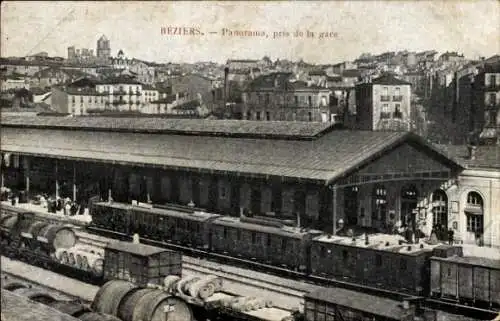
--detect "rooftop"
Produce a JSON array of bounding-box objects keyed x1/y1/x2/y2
[
  {"x1": 371, "y1": 74, "x2": 411, "y2": 86},
  {"x1": 305, "y1": 286, "x2": 414, "y2": 320},
  {"x1": 435, "y1": 144, "x2": 500, "y2": 169},
  {"x1": 105, "y1": 239, "x2": 173, "y2": 256},
  {"x1": 0, "y1": 118, "x2": 461, "y2": 184},
  {"x1": 0, "y1": 115, "x2": 337, "y2": 139}
]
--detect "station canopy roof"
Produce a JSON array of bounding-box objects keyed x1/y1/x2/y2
[{"x1": 0, "y1": 116, "x2": 463, "y2": 185}]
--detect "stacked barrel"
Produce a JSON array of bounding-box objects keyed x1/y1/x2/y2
[
  {"x1": 92, "y1": 280, "x2": 194, "y2": 321},
  {"x1": 55, "y1": 245, "x2": 105, "y2": 278}
]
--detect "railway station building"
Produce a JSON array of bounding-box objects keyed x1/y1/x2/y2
[{"x1": 1, "y1": 116, "x2": 499, "y2": 248}]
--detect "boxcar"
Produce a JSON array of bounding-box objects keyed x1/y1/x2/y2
[
  {"x1": 209, "y1": 216, "x2": 321, "y2": 271},
  {"x1": 91, "y1": 202, "x2": 131, "y2": 233},
  {"x1": 103, "y1": 240, "x2": 182, "y2": 286},
  {"x1": 430, "y1": 255, "x2": 500, "y2": 308},
  {"x1": 304, "y1": 286, "x2": 418, "y2": 321},
  {"x1": 310, "y1": 234, "x2": 460, "y2": 295}
]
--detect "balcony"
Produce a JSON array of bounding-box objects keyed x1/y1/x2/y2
[
  {"x1": 485, "y1": 83, "x2": 500, "y2": 91},
  {"x1": 380, "y1": 95, "x2": 390, "y2": 102},
  {"x1": 393, "y1": 95, "x2": 403, "y2": 102},
  {"x1": 380, "y1": 112, "x2": 391, "y2": 119},
  {"x1": 393, "y1": 111, "x2": 403, "y2": 119}
]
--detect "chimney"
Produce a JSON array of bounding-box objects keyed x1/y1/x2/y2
[{"x1": 467, "y1": 145, "x2": 477, "y2": 160}]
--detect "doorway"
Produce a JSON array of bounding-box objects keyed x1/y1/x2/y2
[{"x1": 401, "y1": 184, "x2": 419, "y2": 231}]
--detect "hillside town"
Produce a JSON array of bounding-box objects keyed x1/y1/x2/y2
[{"x1": 1, "y1": 35, "x2": 499, "y2": 146}]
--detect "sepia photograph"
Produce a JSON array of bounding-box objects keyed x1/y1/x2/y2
[{"x1": 0, "y1": 1, "x2": 499, "y2": 321}]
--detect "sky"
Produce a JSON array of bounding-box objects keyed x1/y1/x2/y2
[{"x1": 1, "y1": 1, "x2": 499, "y2": 64}]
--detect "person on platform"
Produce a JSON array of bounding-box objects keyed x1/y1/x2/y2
[{"x1": 448, "y1": 228, "x2": 454, "y2": 245}]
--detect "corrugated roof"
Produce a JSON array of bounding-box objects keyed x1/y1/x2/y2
[
  {"x1": 0, "y1": 116, "x2": 336, "y2": 139},
  {"x1": 304, "y1": 286, "x2": 413, "y2": 320},
  {"x1": 0, "y1": 125, "x2": 459, "y2": 184}
]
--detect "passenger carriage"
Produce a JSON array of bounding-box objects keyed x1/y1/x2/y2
[{"x1": 209, "y1": 216, "x2": 322, "y2": 272}]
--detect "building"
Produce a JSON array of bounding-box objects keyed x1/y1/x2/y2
[
  {"x1": 241, "y1": 72, "x2": 333, "y2": 122},
  {"x1": 355, "y1": 74, "x2": 412, "y2": 131},
  {"x1": 476, "y1": 63, "x2": 500, "y2": 144},
  {"x1": 437, "y1": 144, "x2": 500, "y2": 247},
  {"x1": 129, "y1": 60, "x2": 156, "y2": 84},
  {"x1": 95, "y1": 75, "x2": 145, "y2": 112},
  {"x1": 96, "y1": 35, "x2": 111, "y2": 60},
  {"x1": 0, "y1": 58, "x2": 51, "y2": 77},
  {"x1": 30, "y1": 67, "x2": 90, "y2": 89},
  {"x1": 4, "y1": 116, "x2": 499, "y2": 248},
  {"x1": 51, "y1": 78, "x2": 108, "y2": 115}
]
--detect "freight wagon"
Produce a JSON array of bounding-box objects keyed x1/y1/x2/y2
[{"x1": 430, "y1": 256, "x2": 500, "y2": 309}]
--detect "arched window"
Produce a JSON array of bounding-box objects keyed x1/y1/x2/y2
[
  {"x1": 465, "y1": 192, "x2": 483, "y2": 233},
  {"x1": 432, "y1": 190, "x2": 448, "y2": 228}
]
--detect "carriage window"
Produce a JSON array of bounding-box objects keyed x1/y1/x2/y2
[
  {"x1": 223, "y1": 227, "x2": 228, "y2": 238},
  {"x1": 267, "y1": 234, "x2": 271, "y2": 247},
  {"x1": 237, "y1": 229, "x2": 241, "y2": 241},
  {"x1": 447, "y1": 268, "x2": 452, "y2": 277},
  {"x1": 342, "y1": 250, "x2": 348, "y2": 262},
  {"x1": 400, "y1": 259, "x2": 407, "y2": 271},
  {"x1": 281, "y1": 238, "x2": 287, "y2": 251},
  {"x1": 375, "y1": 254, "x2": 382, "y2": 267},
  {"x1": 251, "y1": 232, "x2": 256, "y2": 244},
  {"x1": 320, "y1": 246, "x2": 326, "y2": 257},
  {"x1": 196, "y1": 224, "x2": 200, "y2": 233}
]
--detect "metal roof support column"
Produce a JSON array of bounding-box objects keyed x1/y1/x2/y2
[
  {"x1": 24, "y1": 157, "x2": 30, "y2": 198},
  {"x1": 72, "y1": 162, "x2": 77, "y2": 202},
  {"x1": 332, "y1": 184, "x2": 338, "y2": 235},
  {"x1": 55, "y1": 159, "x2": 59, "y2": 199}
]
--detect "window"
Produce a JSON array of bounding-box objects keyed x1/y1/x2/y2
[
  {"x1": 223, "y1": 227, "x2": 228, "y2": 238},
  {"x1": 281, "y1": 238, "x2": 287, "y2": 252},
  {"x1": 251, "y1": 232, "x2": 256, "y2": 244},
  {"x1": 381, "y1": 104, "x2": 390, "y2": 119},
  {"x1": 256, "y1": 111, "x2": 261, "y2": 120},
  {"x1": 375, "y1": 254, "x2": 382, "y2": 267},
  {"x1": 432, "y1": 190, "x2": 448, "y2": 227},
  {"x1": 489, "y1": 93, "x2": 497, "y2": 106},
  {"x1": 447, "y1": 268, "x2": 452, "y2": 277},
  {"x1": 400, "y1": 259, "x2": 407, "y2": 271},
  {"x1": 265, "y1": 93, "x2": 270, "y2": 104},
  {"x1": 266, "y1": 112, "x2": 270, "y2": 121},
  {"x1": 294, "y1": 96, "x2": 298, "y2": 105},
  {"x1": 308, "y1": 112, "x2": 312, "y2": 121},
  {"x1": 72, "y1": 96, "x2": 75, "y2": 103},
  {"x1": 489, "y1": 75, "x2": 496, "y2": 87},
  {"x1": 267, "y1": 235, "x2": 271, "y2": 247},
  {"x1": 236, "y1": 229, "x2": 241, "y2": 241},
  {"x1": 308, "y1": 96, "x2": 312, "y2": 106},
  {"x1": 246, "y1": 111, "x2": 251, "y2": 120},
  {"x1": 465, "y1": 192, "x2": 483, "y2": 233},
  {"x1": 394, "y1": 104, "x2": 402, "y2": 118},
  {"x1": 342, "y1": 250, "x2": 348, "y2": 262},
  {"x1": 80, "y1": 96, "x2": 83, "y2": 103}
]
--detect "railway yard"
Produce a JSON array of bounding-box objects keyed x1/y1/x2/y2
[{"x1": 1, "y1": 201, "x2": 499, "y2": 321}]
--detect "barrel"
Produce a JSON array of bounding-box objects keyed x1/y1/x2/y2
[
  {"x1": 47, "y1": 300, "x2": 88, "y2": 316},
  {"x1": 11, "y1": 287, "x2": 57, "y2": 305},
  {"x1": 91, "y1": 280, "x2": 138, "y2": 316},
  {"x1": 37, "y1": 224, "x2": 77, "y2": 250},
  {"x1": 119, "y1": 288, "x2": 193, "y2": 321},
  {"x1": 0, "y1": 214, "x2": 17, "y2": 232},
  {"x1": 26, "y1": 221, "x2": 49, "y2": 248},
  {"x1": 117, "y1": 288, "x2": 153, "y2": 321},
  {"x1": 79, "y1": 312, "x2": 123, "y2": 321}
]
